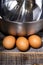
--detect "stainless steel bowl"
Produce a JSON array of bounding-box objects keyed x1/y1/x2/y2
[
  {"x1": 0, "y1": 18, "x2": 43, "y2": 36},
  {"x1": 0, "y1": 0, "x2": 43, "y2": 36}
]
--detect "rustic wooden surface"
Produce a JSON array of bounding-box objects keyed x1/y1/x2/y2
[{"x1": 0, "y1": 52, "x2": 43, "y2": 65}]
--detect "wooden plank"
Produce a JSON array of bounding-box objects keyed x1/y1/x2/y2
[{"x1": 0, "y1": 52, "x2": 43, "y2": 65}]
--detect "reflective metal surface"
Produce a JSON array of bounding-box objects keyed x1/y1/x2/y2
[
  {"x1": 0, "y1": 19, "x2": 43, "y2": 36},
  {"x1": 0, "y1": 0, "x2": 43, "y2": 36},
  {"x1": 1, "y1": 0, "x2": 23, "y2": 21},
  {"x1": 1, "y1": 0, "x2": 42, "y2": 21}
]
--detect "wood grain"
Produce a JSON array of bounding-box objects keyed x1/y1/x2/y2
[{"x1": 0, "y1": 52, "x2": 43, "y2": 65}]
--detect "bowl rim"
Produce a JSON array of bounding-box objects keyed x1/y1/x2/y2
[{"x1": 1, "y1": 16, "x2": 43, "y2": 24}]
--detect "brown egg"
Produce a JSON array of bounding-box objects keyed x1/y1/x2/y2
[
  {"x1": 28, "y1": 35, "x2": 42, "y2": 48},
  {"x1": 16, "y1": 37, "x2": 29, "y2": 51},
  {"x1": 3, "y1": 36, "x2": 16, "y2": 49}
]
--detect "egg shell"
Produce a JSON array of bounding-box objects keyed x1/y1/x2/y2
[
  {"x1": 28, "y1": 35, "x2": 42, "y2": 48},
  {"x1": 3, "y1": 36, "x2": 16, "y2": 49},
  {"x1": 16, "y1": 37, "x2": 29, "y2": 51}
]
